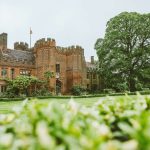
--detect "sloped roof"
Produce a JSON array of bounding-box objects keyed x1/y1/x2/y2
[
  {"x1": 86, "y1": 62, "x2": 96, "y2": 69},
  {"x1": 0, "y1": 49, "x2": 35, "y2": 65}
]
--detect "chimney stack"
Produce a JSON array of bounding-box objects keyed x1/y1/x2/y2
[
  {"x1": 0, "y1": 33, "x2": 7, "y2": 50},
  {"x1": 91, "y1": 56, "x2": 94, "y2": 64}
]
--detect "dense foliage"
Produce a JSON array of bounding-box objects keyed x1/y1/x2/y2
[
  {"x1": 5, "y1": 76, "x2": 44, "y2": 97},
  {"x1": 95, "y1": 12, "x2": 150, "y2": 92},
  {"x1": 0, "y1": 95, "x2": 150, "y2": 150},
  {"x1": 72, "y1": 85, "x2": 86, "y2": 95}
]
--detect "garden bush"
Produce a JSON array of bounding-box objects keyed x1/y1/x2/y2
[
  {"x1": 31, "y1": 88, "x2": 52, "y2": 97},
  {"x1": 103, "y1": 88, "x2": 115, "y2": 94},
  {"x1": 0, "y1": 95, "x2": 150, "y2": 149},
  {"x1": 71, "y1": 85, "x2": 86, "y2": 95}
]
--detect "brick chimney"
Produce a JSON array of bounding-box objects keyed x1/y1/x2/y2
[
  {"x1": 0, "y1": 33, "x2": 7, "y2": 50},
  {"x1": 91, "y1": 56, "x2": 94, "y2": 64}
]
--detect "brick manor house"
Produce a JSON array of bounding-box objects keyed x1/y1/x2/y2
[{"x1": 0, "y1": 33, "x2": 100, "y2": 94}]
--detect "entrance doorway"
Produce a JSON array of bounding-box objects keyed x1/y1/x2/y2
[{"x1": 56, "y1": 79, "x2": 62, "y2": 95}]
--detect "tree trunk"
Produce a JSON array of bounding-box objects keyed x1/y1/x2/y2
[{"x1": 128, "y1": 77, "x2": 136, "y2": 92}]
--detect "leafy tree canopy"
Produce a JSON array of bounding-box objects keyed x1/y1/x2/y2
[
  {"x1": 95, "y1": 12, "x2": 150, "y2": 92},
  {"x1": 6, "y1": 75, "x2": 41, "y2": 96}
]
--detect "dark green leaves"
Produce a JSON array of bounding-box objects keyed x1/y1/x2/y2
[{"x1": 95, "y1": 12, "x2": 150, "y2": 91}]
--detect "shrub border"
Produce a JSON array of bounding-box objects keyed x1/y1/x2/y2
[{"x1": 0, "y1": 91, "x2": 150, "y2": 102}]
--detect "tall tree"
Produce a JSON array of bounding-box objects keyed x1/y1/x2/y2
[{"x1": 95, "y1": 12, "x2": 150, "y2": 92}]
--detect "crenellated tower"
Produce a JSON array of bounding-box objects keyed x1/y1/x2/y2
[
  {"x1": 0, "y1": 32, "x2": 88, "y2": 95},
  {"x1": 14, "y1": 42, "x2": 29, "y2": 51},
  {"x1": 34, "y1": 38, "x2": 56, "y2": 78},
  {"x1": 34, "y1": 37, "x2": 87, "y2": 94}
]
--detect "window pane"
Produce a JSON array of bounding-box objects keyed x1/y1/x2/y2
[{"x1": 56, "y1": 64, "x2": 60, "y2": 73}]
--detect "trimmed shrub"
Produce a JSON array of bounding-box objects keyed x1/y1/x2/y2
[
  {"x1": 103, "y1": 88, "x2": 115, "y2": 94},
  {"x1": 71, "y1": 85, "x2": 86, "y2": 96},
  {"x1": 31, "y1": 88, "x2": 52, "y2": 97}
]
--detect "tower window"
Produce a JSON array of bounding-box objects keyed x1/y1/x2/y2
[
  {"x1": 93, "y1": 73, "x2": 96, "y2": 79},
  {"x1": 87, "y1": 73, "x2": 89, "y2": 79},
  {"x1": 56, "y1": 64, "x2": 60, "y2": 73},
  {"x1": 11, "y1": 68, "x2": 15, "y2": 79},
  {"x1": 1, "y1": 68, "x2": 7, "y2": 77},
  {"x1": 20, "y1": 69, "x2": 31, "y2": 76}
]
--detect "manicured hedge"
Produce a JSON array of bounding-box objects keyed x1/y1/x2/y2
[
  {"x1": 0, "y1": 90, "x2": 150, "y2": 101},
  {"x1": 36, "y1": 91, "x2": 150, "y2": 99},
  {"x1": 0, "y1": 97, "x2": 24, "y2": 101}
]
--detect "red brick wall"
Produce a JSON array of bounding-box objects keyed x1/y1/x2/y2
[
  {"x1": 0, "y1": 37, "x2": 87, "y2": 95},
  {"x1": 34, "y1": 39, "x2": 87, "y2": 94}
]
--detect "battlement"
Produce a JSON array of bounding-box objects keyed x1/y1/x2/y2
[
  {"x1": 56, "y1": 45, "x2": 84, "y2": 55},
  {"x1": 34, "y1": 38, "x2": 56, "y2": 48},
  {"x1": 14, "y1": 42, "x2": 29, "y2": 51},
  {"x1": 34, "y1": 37, "x2": 84, "y2": 55}
]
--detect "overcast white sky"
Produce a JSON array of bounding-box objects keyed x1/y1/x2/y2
[{"x1": 0, "y1": 0, "x2": 150, "y2": 61}]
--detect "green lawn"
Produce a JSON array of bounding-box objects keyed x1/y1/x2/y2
[
  {"x1": 0, "y1": 95, "x2": 147, "y2": 114},
  {"x1": 0, "y1": 97, "x2": 102, "y2": 114}
]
